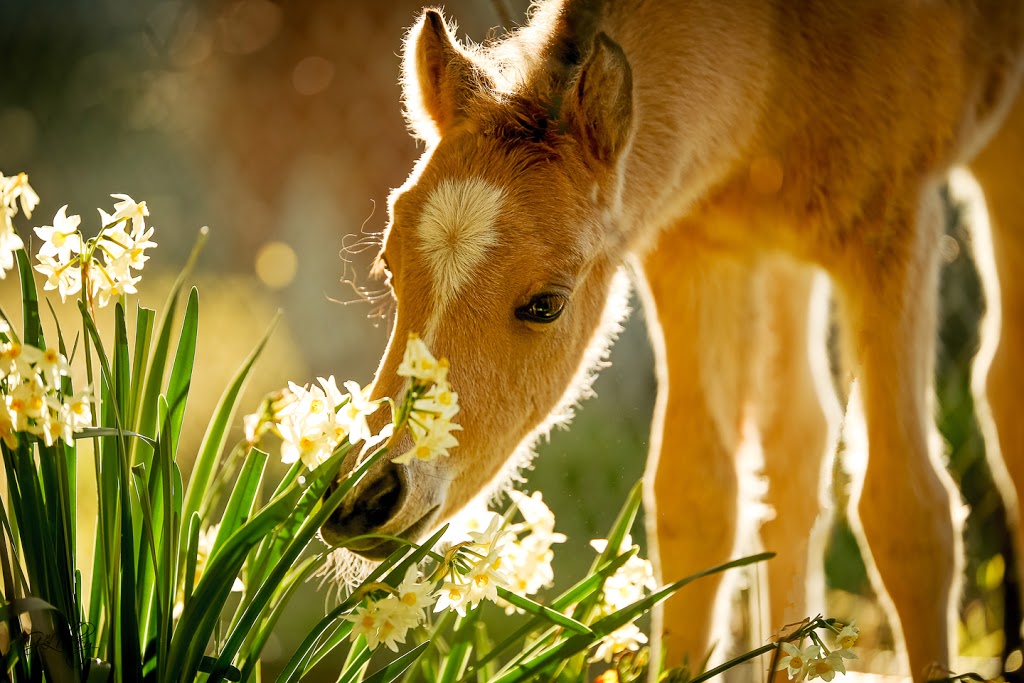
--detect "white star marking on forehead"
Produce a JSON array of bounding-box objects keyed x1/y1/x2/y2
[{"x1": 417, "y1": 177, "x2": 504, "y2": 321}]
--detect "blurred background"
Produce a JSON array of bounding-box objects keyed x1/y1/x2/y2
[{"x1": 0, "y1": 0, "x2": 1012, "y2": 680}]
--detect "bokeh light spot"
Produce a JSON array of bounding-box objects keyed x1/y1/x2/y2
[
  {"x1": 255, "y1": 241, "x2": 298, "y2": 290},
  {"x1": 218, "y1": 0, "x2": 282, "y2": 55},
  {"x1": 293, "y1": 56, "x2": 335, "y2": 96}
]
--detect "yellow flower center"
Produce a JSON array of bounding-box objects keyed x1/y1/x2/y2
[
  {"x1": 3, "y1": 343, "x2": 21, "y2": 360},
  {"x1": 53, "y1": 232, "x2": 66, "y2": 248},
  {"x1": 438, "y1": 392, "x2": 452, "y2": 405},
  {"x1": 44, "y1": 349, "x2": 59, "y2": 363},
  {"x1": 474, "y1": 573, "x2": 490, "y2": 587},
  {"x1": 448, "y1": 588, "x2": 461, "y2": 600},
  {"x1": 131, "y1": 247, "x2": 144, "y2": 260},
  {"x1": 309, "y1": 399, "x2": 324, "y2": 414},
  {"x1": 299, "y1": 436, "x2": 316, "y2": 451},
  {"x1": 360, "y1": 615, "x2": 376, "y2": 629},
  {"x1": 72, "y1": 402, "x2": 87, "y2": 416},
  {"x1": 9, "y1": 399, "x2": 24, "y2": 412},
  {"x1": 29, "y1": 397, "x2": 43, "y2": 412},
  {"x1": 402, "y1": 592, "x2": 417, "y2": 606},
  {"x1": 416, "y1": 445, "x2": 431, "y2": 460},
  {"x1": 812, "y1": 660, "x2": 829, "y2": 674}
]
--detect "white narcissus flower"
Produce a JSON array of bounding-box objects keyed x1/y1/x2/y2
[
  {"x1": 433, "y1": 581, "x2": 471, "y2": 617},
  {"x1": 0, "y1": 219, "x2": 24, "y2": 279},
  {"x1": 397, "y1": 333, "x2": 446, "y2": 383},
  {"x1": 394, "y1": 565, "x2": 436, "y2": 617},
  {"x1": 34, "y1": 255, "x2": 82, "y2": 302},
  {"x1": 36, "y1": 348, "x2": 71, "y2": 387},
  {"x1": 345, "y1": 604, "x2": 384, "y2": 650},
  {"x1": 342, "y1": 569, "x2": 433, "y2": 654},
  {"x1": 806, "y1": 649, "x2": 853, "y2": 682},
  {"x1": 336, "y1": 380, "x2": 380, "y2": 445},
  {"x1": 0, "y1": 400, "x2": 17, "y2": 448},
  {"x1": 777, "y1": 642, "x2": 818, "y2": 681},
  {"x1": 34, "y1": 205, "x2": 82, "y2": 264},
  {"x1": 277, "y1": 417, "x2": 333, "y2": 470},
  {"x1": 393, "y1": 415, "x2": 462, "y2": 465},
  {"x1": 2, "y1": 172, "x2": 40, "y2": 218},
  {"x1": 413, "y1": 382, "x2": 459, "y2": 421},
  {"x1": 0, "y1": 341, "x2": 41, "y2": 380},
  {"x1": 589, "y1": 534, "x2": 656, "y2": 612},
  {"x1": 592, "y1": 622, "x2": 648, "y2": 663},
  {"x1": 834, "y1": 622, "x2": 859, "y2": 650},
  {"x1": 110, "y1": 193, "x2": 149, "y2": 237}
]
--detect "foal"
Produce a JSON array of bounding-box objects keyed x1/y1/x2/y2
[{"x1": 321, "y1": 1, "x2": 1024, "y2": 679}]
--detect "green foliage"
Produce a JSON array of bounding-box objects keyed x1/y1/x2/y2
[{"x1": 0, "y1": 207, "x2": 767, "y2": 683}]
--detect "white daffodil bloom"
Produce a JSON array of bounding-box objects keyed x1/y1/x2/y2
[
  {"x1": 110, "y1": 193, "x2": 149, "y2": 237},
  {"x1": 433, "y1": 581, "x2": 471, "y2": 617},
  {"x1": 509, "y1": 490, "x2": 561, "y2": 536},
  {"x1": 63, "y1": 389, "x2": 92, "y2": 432},
  {"x1": 345, "y1": 604, "x2": 384, "y2": 650},
  {"x1": 36, "y1": 348, "x2": 71, "y2": 387},
  {"x1": 393, "y1": 415, "x2": 462, "y2": 465},
  {"x1": 316, "y1": 375, "x2": 346, "y2": 408},
  {"x1": 834, "y1": 622, "x2": 859, "y2": 650},
  {"x1": 1, "y1": 342, "x2": 42, "y2": 384},
  {"x1": 0, "y1": 219, "x2": 24, "y2": 279},
  {"x1": 0, "y1": 400, "x2": 17, "y2": 448},
  {"x1": 337, "y1": 380, "x2": 380, "y2": 445},
  {"x1": 806, "y1": 649, "x2": 852, "y2": 682},
  {"x1": 592, "y1": 622, "x2": 648, "y2": 663},
  {"x1": 278, "y1": 417, "x2": 333, "y2": 470},
  {"x1": 777, "y1": 642, "x2": 818, "y2": 681},
  {"x1": 2, "y1": 173, "x2": 39, "y2": 218},
  {"x1": 413, "y1": 383, "x2": 459, "y2": 421},
  {"x1": 89, "y1": 266, "x2": 140, "y2": 309},
  {"x1": 394, "y1": 565, "x2": 436, "y2": 618},
  {"x1": 34, "y1": 255, "x2": 83, "y2": 302},
  {"x1": 34, "y1": 205, "x2": 82, "y2": 264},
  {"x1": 589, "y1": 534, "x2": 656, "y2": 612},
  {"x1": 397, "y1": 333, "x2": 446, "y2": 383}
]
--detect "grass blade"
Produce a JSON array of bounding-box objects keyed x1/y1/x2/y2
[
  {"x1": 363, "y1": 641, "x2": 431, "y2": 683},
  {"x1": 180, "y1": 316, "x2": 276, "y2": 551}
]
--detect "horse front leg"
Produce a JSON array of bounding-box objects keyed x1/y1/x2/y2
[{"x1": 638, "y1": 227, "x2": 758, "y2": 673}]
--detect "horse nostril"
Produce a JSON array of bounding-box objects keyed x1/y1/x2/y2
[
  {"x1": 360, "y1": 466, "x2": 403, "y2": 530},
  {"x1": 322, "y1": 465, "x2": 405, "y2": 547}
]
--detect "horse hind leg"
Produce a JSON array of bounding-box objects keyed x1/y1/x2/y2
[
  {"x1": 833, "y1": 182, "x2": 962, "y2": 680},
  {"x1": 755, "y1": 260, "x2": 841, "y2": 644},
  {"x1": 968, "y1": 91, "x2": 1024, "y2": 667}
]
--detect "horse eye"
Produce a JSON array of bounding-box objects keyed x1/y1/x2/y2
[{"x1": 516, "y1": 293, "x2": 567, "y2": 323}]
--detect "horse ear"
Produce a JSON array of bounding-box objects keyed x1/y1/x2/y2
[
  {"x1": 563, "y1": 33, "x2": 634, "y2": 163},
  {"x1": 403, "y1": 9, "x2": 478, "y2": 142}
]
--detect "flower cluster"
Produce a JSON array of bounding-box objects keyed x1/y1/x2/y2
[
  {"x1": 391, "y1": 333, "x2": 462, "y2": 465},
  {"x1": 0, "y1": 322, "x2": 90, "y2": 449},
  {"x1": 32, "y1": 194, "x2": 156, "y2": 308},
  {"x1": 1, "y1": 172, "x2": 38, "y2": 279},
  {"x1": 499, "y1": 491, "x2": 566, "y2": 611},
  {"x1": 344, "y1": 493, "x2": 568, "y2": 653},
  {"x1": 344, "y1": 565, "x2": 437, "y2": 652},
  {"x1": 589, "y1": 534, "x2": 657, "y2": 663},
  {"x1": 434, "y1": 513, "x2": 514, "y2": 617},
  {"x1": 261, "y1": 377, "x2": 383, "y2": 471},
  {"x1": 776, "y1": 622, "x2": 858, "y2": 681}
]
